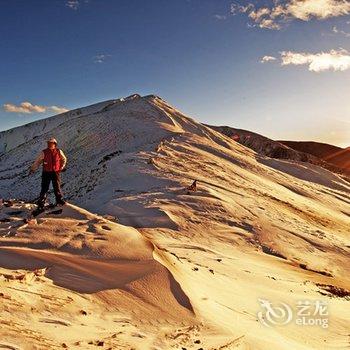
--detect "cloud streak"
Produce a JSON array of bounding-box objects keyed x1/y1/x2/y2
[
  {"x1": 261, "y1": 49, "x2": 350, "y2": 72},
  {"x1": 232, "y1": 0, "x2": 350, "y2": 29},
  {"x1": 214, "y1": 14, "x2": 228, "y2": 20},
  {"x1": 93, "y1": 54, "x2": 111, "y2": 63},
  {"x1": 3, "y1": 102, "x2": 69, "y2": 114},
  {"x1": 50, "y1": 105, "x2": 70, "y2": 114},
  {"x1": 261, "y1": 55, "x2": 277, "y2": 62},
  {"x1": 66, "y1": 1, "x2": 79, "y2": 10},
  {"x1": 332, "y1": 25, "x2": 350, "y2": 36}
]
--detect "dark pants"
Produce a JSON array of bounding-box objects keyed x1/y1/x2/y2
[{"x1": 38, "y1": 171, "x2": 63, "y2": 206}]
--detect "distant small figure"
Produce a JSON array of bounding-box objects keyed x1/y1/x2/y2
[
  {"x1": 187, "y1": 180, "x2": 197, "y2": 194},
  {"x1": 29, "y1": 137, "x2": 67, "y2": 208}
]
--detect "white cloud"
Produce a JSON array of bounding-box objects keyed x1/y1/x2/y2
[
  {"x1": 66, "y1": 0, "x2": 79, "y2": 10},
  {"x1": 50, "y1": 105, "x2": 70, "y2": 114},
  {"x1": 286, "y1": 0, "x2": 350, "y2": 20},
  {"x1": 280, "y1": 49, "x2": 350, "y2": 71},
  {"x1": 232, "y1": 0, "x2": 350, "y2": 30},
  {"x1": 261, "y1": 55, "x2": 277, "y2": 62},
  {"x1": 3, "y1": 102, "x2": 69, "y2": 114},
  {"x1": 3, "y1": 102, "x2": 46, "y2": 114},
  {"x1": 332, "y1": 25, "x2": 350, "y2": 36},
  {"x1": 214, "y1": 14, "x2": 228, "y2": 20},
  {"x1": 93, "y1": 54, "x2": 111, "y2": 63}
]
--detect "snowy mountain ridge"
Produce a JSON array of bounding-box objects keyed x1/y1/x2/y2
[{"x1": 0, "y1": 94, "x2": 237, "y2": 214}]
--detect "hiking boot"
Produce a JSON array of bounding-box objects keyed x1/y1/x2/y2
[
  {"x1": 36, "y1": 200, "x2": 45, "y2": 209},
  {"x1": 55, "y1": 199, "x2": 66, "y2": 206}
]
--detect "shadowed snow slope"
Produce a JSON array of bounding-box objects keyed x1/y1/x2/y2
[
  {"x1": 0, "y1": 202, "x2": 195, "y2": 349},
  {"x1": 0, "y1": 95, "x2": 349, "y2": 349}
]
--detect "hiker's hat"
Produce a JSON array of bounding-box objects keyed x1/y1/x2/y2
[{"x1": 47, "y1": 137, "x2": 58, "y2": 144}]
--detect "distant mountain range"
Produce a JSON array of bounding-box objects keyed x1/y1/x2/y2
[
  {"x1": 280, "y1": 141, "x2": 350, "y2": 174},
  {"x1": 208, "y1": 126, "x2": 350, "y2": 175}
]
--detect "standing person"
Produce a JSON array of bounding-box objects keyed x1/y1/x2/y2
[{"x1": 29, "y1": 137, "x2": 67, "y2": 208}]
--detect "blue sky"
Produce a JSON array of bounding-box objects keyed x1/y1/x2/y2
[{"x1": 1, "y1": 0, "x2": 349, "y2": 146}]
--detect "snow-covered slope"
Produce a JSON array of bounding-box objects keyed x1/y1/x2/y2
[
  {"x1": 0, "y1": 202, "x2": 195, "y2": 349},
  {"x1": 0, "y1": 95, "x2": 349, "y2": 349},
  {"x1": 0, "y1": 94, "x2": 235, "y2": 211},
  {"x1": 0, "y1": 99, "x2": 118, "y2": 154}
]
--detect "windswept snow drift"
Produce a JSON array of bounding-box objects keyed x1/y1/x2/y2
[
  {"x1": 0, "y1": 95, "x2": 349, "y2": 349},
  {"x1": 0, "y1": 202, "x2": 195, "y2": 349}
]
